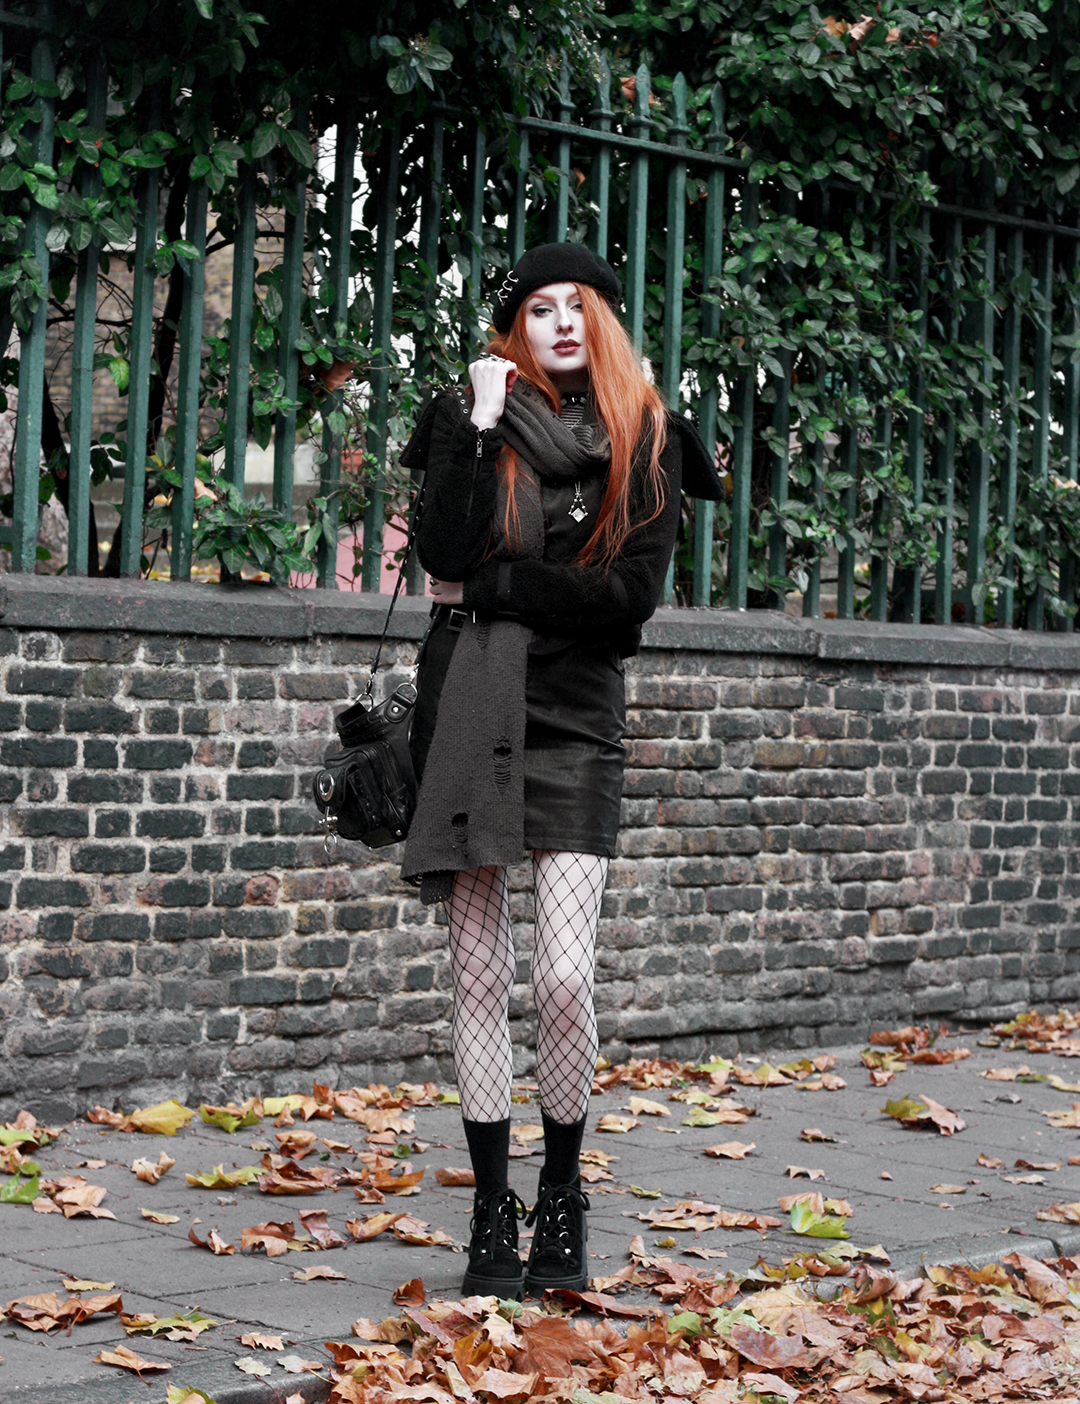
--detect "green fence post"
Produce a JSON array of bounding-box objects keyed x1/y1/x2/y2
[
  {"x1": 417, "y1": 115, "x2": 445, "y2": 383},
  {"x1": 511, "y1": 128, "x2": 529, "y2": 266},
  {"x1": 588, "y1": 56, "x2": 612, "y2": 261},
  {"x1": 624, "y1": 64, "x2": 651, "y2": 354},
  {"x1": 1028, "y1": 230, "x2": 1054, "y2": 630},
  {"x1": 1060, "y1": 219, "x2": 1080, "y2": 632},
  {"x1": 899, "y1": 210, "x2": 930, "y2": 623},
  {"x1": 1000, "y1": 209, "x2": 1024, "y2": 630},
  {"x1": 766, "y1": 188, "x2": 797, "y2": 613},
  {"x1": 836, "y1": 358, "x2": 860, "y2": 619},
  {"x1": 965, "y1": 194, "x2": 996, "y2": 624},
  {"x1": 361, "y1": 118, "x2": 400, "y2": 593},
  {"x1": 170, "y1": 177, "x2": 208, "y2": 583},
  {"x1": 462, "y1": 122, "x2": 486, "y2": 361},
  {"x1": 728, "y1": 179, "x2": 759, "y2": 611},
  {"x1": 316, "y1": 100, "x2": 357, "y2": 589},
  {"x1": 11, "y1": 2, "x2": 55, "y2": 572},
  {"x1": 223, "y1": 162, "x2": 257, "y2": 496},
  {"x1": 804, "y1": 362, "x2": 826, "y2": 619},
  {"x1": 410, "y1": 113, "x2": 444, "y2": 595},
  {"x1": 934, "y1": 215, "x2": 962, "y2": 625},
  {"x1": 869, "y1": 217, "x2": 895, "y2": 622},
  {"x1": 67, "y1": 54, "x2": 106, "y2": 576},
  {"x1": 692, "y1": 83, "x2": 726, "y2": 608},
  {"x1": 272, "y1": 104, "x2": 307, "y2": 521},
  {"x1": 662, "y1": 74, "x2": 688, "y2": 606},
  {"x1": 119, "y1": 88, "x2": 161, "y2": 577},
  {"x1": 548, "y1": 58, "x2": 572, "y2": 244}
]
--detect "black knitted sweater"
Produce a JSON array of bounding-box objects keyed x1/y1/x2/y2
[{"x1": 404, "y1": 389, "x2": 719, "y2": 658}]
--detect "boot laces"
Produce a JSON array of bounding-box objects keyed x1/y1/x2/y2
[
  {"x1": 470, "y1": 1188, "x2": 525, "y2": 1257},
  {"x1": 525, "y1": 1183, "x2": 589, "y2": 1260}
]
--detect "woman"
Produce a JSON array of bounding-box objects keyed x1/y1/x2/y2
[{"x1": 399, "y1": 242, "x2": 721, "y2": 1299}]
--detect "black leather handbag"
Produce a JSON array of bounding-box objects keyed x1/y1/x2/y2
[{"x1": 312, "y1": 487, "x2": 425, "y2": 853}]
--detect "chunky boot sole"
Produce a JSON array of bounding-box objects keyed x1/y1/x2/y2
[
  {"x1": 523, "y1": 1215, "x2": 588, "y2": 1296},
  {"x1": 462, "y1": 1265, "x2": 524, "y2": 1299}
]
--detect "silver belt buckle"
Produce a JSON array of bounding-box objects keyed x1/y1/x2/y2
[{"x1": 447, "y1": 608, "x2": 469, "y2": 633}]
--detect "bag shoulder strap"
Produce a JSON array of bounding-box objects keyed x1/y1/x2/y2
[{"x1": 362, "y1": 476, "x2": 425, "y2": 700}]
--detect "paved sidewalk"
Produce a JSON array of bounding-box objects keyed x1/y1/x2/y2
[{"x1": 5, "y1": 1031, "x2": 1080, "y2": 1403}]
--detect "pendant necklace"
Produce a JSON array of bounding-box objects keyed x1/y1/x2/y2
[
  {"x1": 568, "y1": 483, "x2": 589, "y2": 523},
  {"x1": 563, "y1": 393, "x2": 589, "y2": 522}
]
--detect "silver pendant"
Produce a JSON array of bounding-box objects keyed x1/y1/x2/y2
[{"x1": 568, "y1": 482, "x2": 589, "y2": 523}]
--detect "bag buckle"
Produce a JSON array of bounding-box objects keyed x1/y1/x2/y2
[{"x1": 319, "y1": 810, "x2": 340, "y2": 858}]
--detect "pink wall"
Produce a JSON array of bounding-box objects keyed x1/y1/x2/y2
[{"x1": 291, "y1": 516, "x2": 432, "y2": 595}]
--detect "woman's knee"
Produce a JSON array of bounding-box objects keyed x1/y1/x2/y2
[{"x1": 535, "y1": 960, "x2": 593, "y2": 1015}]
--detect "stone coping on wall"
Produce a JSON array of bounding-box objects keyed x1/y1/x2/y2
[{"x1": 3, "y1": 572, "x2": 1080, "y2": 670}]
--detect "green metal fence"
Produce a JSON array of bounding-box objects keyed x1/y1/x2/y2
[{"x1": 2, "y1": 15, "x2": 1079, "y2": 629}]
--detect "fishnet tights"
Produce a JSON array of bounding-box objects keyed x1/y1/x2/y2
[{"x1": 447, "y1": 852, "x2": 609, "y2": 1125}]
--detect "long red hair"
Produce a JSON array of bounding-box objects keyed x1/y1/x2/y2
[{"x1": 485, "y1": 283, "x2": 667, "y2": 566}]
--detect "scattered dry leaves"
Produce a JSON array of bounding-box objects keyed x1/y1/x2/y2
[
  {"x1": 703, "y1": 1141, "x2": 755, "y2": 1159},
  {"x1": 241, "y1": 1220, "x2": 296, "y2": 1256},
  {"x1": 140, "y1": 1208, "x2": 180, "y2": 1224},
  {"x1": 94, "y1": 1343, "x2": 171, "y2": 1377},
  {"x1": 34, "y1": 1175, "x2": 116, "y2": 1219},
  {"x1": 131, "y1": 1150, "x2": 176, "y2": 1184},
  {"x1": 87, "y1": 1099, "x2": 194, "y2": 1136},
  {"x1": 434, "y1": 1166, "x2": 475, "y2": 1187},
  {"x1": 595, "y1": 1113, "x2": 638, "y2": 1133},
  {"x1": 882, "y1": 1092, "x2": 966, "y2": 1135},
  {"x1": 5, "y1": 1292, "x2": 122, "y2": 1333},
  {"x1": 188, "y1": 1224, "x2": 236, "y2": 1255},
  {"x1": 293, "y1": 1265, "x2": 347, "y2": 1282},
  {"x1": 240, "y1": 1331, "x2": 284, "y2": 1350}
]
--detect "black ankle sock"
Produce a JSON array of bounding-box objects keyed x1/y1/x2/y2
[
  {"x1": 540, "y1": 1110, "x2": 587, "y2": 1187},
  {"x1": 462, "y1": 1117, "x2": 511, "y2": 1197}
]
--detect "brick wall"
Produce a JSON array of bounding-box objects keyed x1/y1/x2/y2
[{"x1": 1, "y1": 576, "x2": 1078, "y2": 1121}]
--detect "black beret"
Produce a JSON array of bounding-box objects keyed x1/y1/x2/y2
[{"x1": 490, "y1": 242, "x2": 623, "y2": 333}]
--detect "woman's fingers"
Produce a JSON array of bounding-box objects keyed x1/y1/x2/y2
[
  {"x1": 430, "y1": 578, "x2": 464, "y2": 606},
  {"x1": 468, "y1": 357, "x2": 518, "y2": 424}
]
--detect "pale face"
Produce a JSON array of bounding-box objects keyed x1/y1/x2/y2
[{"x1": 522, "y1": 281, "x2": 590, "y2": 392}]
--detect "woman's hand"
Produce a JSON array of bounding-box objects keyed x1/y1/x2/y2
[
  {"x1": 429, "y1": 577, "x2": 464, "y2": 606},
  {"x1": 468, "y1": 356, "x2": 518, "y2": 430}
]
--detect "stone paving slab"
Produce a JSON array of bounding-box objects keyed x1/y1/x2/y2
[{"x1": 5, "y1": 1034, "x2": 1080, "y2": 1402}]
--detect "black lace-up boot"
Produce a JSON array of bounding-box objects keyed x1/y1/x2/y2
[
  {"x1": 462, "y1": 1188, "x2": 526, "y2": 1298},
  {"x1": 523, "y1": 1175, "x2": 590, "y2": 1296}
]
